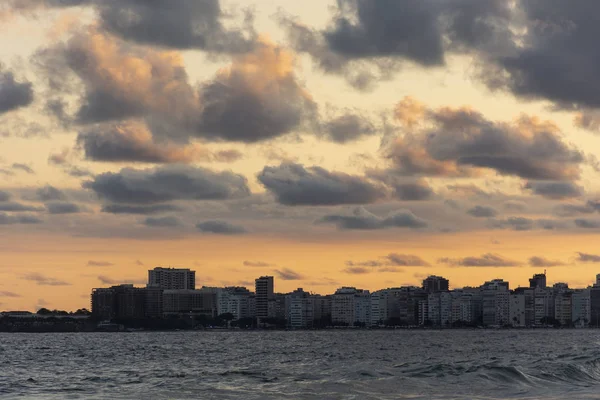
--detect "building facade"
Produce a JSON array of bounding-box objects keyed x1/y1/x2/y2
[{"x1": 148, "y1": 267, "x2": 195, "y2": 290}]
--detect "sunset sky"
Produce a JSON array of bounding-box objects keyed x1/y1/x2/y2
[{"x1": 2, "y1": 0, "x2": 600, "y2": 311}]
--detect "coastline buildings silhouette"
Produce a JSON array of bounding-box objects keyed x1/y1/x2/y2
[{"x1": 76, "y1": 267, "x2": 600, "y2": 330}]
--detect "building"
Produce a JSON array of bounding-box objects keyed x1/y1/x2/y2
[
  {"x1": 451, "y1": 290, "x2": 481, "y2": 326},
  {"x1": 331, "y1": 287, "x2": 370, "y2": 326},
  {"x1": 148, "y1": 267, "x2": 195, "y2": 290},
  {"x1": 287, "y1": 288, "x2": 314, "y2": 329},
  {"x1": 509, "y1": 292, "x2": 526, "y2": 327},
  {"x1": 312, "y1": 295, "x2": 331, "y2": 326},
  {"x1": 554, "y1": 291, "x2": 572, "y2": 326},
  {"x1": 255, "y1": 276, "x2": 274, "y2": 321},
  {"x1": 217, "y1": 287, "x2": 253, "y2": 320},
  {"x1": 144, "y1": 287, "x2": 164, "y2": 318},
  {"x1": 529, "y1": 273, "x2": 547, "y2": 289},
  {"x1": 162, "y1": 290, "x2": 216, "y2": 317},
  {"x1": 572, "y1": 288, "x2": 591, "y2": 327},
  {"x1": 91, "y1": 284, "x2": 146, "y2": 320},
  {"x1": 481, "y1": 279, "x2": 509, "y2": 326},
  {"x1": 534, "y1": 288, "x2": 554, "y2": 325},
  {"x1": 590, "y1": 284, "x2": 600, "y2": 328},
  {"x1": 423, "y1": 276, "x2": 450, "y2": 294}
]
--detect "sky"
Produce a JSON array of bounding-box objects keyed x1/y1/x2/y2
[{"x1": 2, "y1": 0, "x2": 600, "y2": 311}]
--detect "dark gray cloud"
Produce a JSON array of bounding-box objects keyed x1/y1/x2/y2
[
  {"x1": 46, "y1": 202, "x2": 80, "y2": 214},
  {"x1": 97, "y1": 0, "x2": 254, "y2": 52},
  {"x1": 524, "y1": 181, "x2": 583, "y2": 200},
  {"x1": 0, "y1": 67, "x2": 34, "y2": 114},
  {"x1": 0, "y1": 191, "x2": 11, "y2": 202},
  {"x1": 575, "y1": 219, "x2": 600, "y2": 229},
  {"x1": 554, "y1": 203, "x2": 594, "y2": 217},
  {"x1": 87, "y1": 261, "x2": 114, "y2": 267},
  {"x1": 11, "y1": 163, "x2": 34, "y2": 174},
  {"x1": 367, "y1": 171, "x2": 435, "y2": 201},
  {"x1": 23, "y1": 273, "x2": 70, "y2": 286},
  {"x1": 321, "y1": 113, "x2": 376, "y2": 143},
  {"x1": 101, "y1": 204, "x2": 181, "y2": 215},
  {"x1": 467, "y1": 205, "x2": 498, "y2": 218},
  {"x1": 318, "y1": 206, "x2": 427, "y2": 230},
  {"x1": 258, "y1": 163, "x2": 385, "y2": 206},
  {"x1": 0, "y1": 213, "x2": 42, "y2": 225},
  {"x1": 489, "y1": 217, "x2": 556, "y2": 231},
  {"x1": 143, "y1": 216, "x2": 182, "y2": 228},
  {"x1": 196, "y1": 220, "x2": 247, "y2": 235},
  {"x1": 440, "y1": 253, "x2": 520, "y2": 267},
  {"x1": 196, "y1": 41, "x2": 316, "y2": 143},
  {"x1": 243, "y1": 261, "x2": 274, "y2": 267},
  {"x1": 84, "y1": 165, "x2": 250, "y2": 204},
  {"x1": 480, "y1": 0, "x2": 600, "y2": 110},
  {"x1": 0, "y1": 202, "x2": 43, "y2": 212},
  {"x1": 36, "y1": 185, "x2": 67, "y2": 201},
  {"x1": 274, "y1": 268, "x2": 304, "y2": 280},
  {"x1": 77, "y1": 123, "x2": 200, "y2": 164},
  {"x1": 281, "y1": 0, "x2": 512, "y2": 88},
  {"x1": 385, "y1": 106, "x2": 585, "y2": 182},
  {"x1": 577, "y1": 252, "x2": 600, "y2": 263},
  {"x1": 529, "y1": 256, "x2": 565, "y2": 268},
  {"x1": 504, "y1": 200, "x2": 528, "y2": 212},
  {"x1": 347, "y1": 253, "x2": 430, "y2": 267}
]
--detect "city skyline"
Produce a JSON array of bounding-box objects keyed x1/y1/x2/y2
[{"x1": 4, "y1": 1, "x2": 600, "y2": 311}]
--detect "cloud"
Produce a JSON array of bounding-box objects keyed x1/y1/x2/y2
[
  {"x1": 524, "y1": 181, "x2": 584, "y2": 200},
  {"x1": 318, "y1": 206, "x2": 427, "y2": 230},
  {"x1": 467, "y1": 205, "x2": 498, "y2": 218},
  {"x1": 101, "y1": 204, "x2": 182, "y2": 215},
  {"x1": 0, "y1": 66, "x2": 34, "y2": 114},
  {"x1": 36, "y1": 27, "x2": 198, "y2": 124},
  {"x1": 440, "y1": 253, "x2": 520, "y2": 267},
  {"x1": 479, "y1": 1, "x2": 600, "y2": 110},
  {"x1": 0, "y1": 191, "x2": 11, "y2": 202},
  {"x1": 321, "y1": 113, "x2": 376, "y2": 143},
  {"x1": 36, "y1": 186, "x2": 67, "y2": 201},
  {"x1": 143, "y1": 216, "x2": 182, "y2": 228},
  {"x1": 575, "y1": 219, "x2": 600, "y2": 229},
  {"x1": 258, "y1": 163, "x2": 386, "y2": 206},
  {"x1": 0, "y1": 213, "x2": 43, "y2": 225},
  {"x1": 554, "y1": 203, "x2": 594, "y2": 217},
  {"x1": 97, "y1": 275, "x2": 146, "y2": 285},
  {"x1": 195, "y1": 39, "x2": 316, "y2": 143},
  {"x1": 0, "y1": 202, "x2": 43, "y2": 212},
  {"x1": 343, "y1": 266, "x2": 371, "y2": 274},
  {"x1": 77, "y1": 121, "x2": 205, "y2": 163},
  {"x1": 504, "y1": 200, "x2": 527, "y2": 212},
  {"x1": 84, "y1": 165, "x2": 250, "y2": 204},
  {"x1": 347, "y1": 253, "x2": 430, "y2": 267},
  {"x1": 196, "y1": 220, "x2": 247, "y2": 235},
  {"x1": 274, "y1": 268, "x2": 304, "y2": 280},
  {"x1": 87, "y1": 261, "x2": 114, "y2": 267},
  {"x1": 577, "y1": 252, "x2": 600, "y2": 263},
  {"x1": 529, "y1": 256, "x2": 565, "y2": 268},
  {"x1": 386, "y1": 105, "x2": 585, "y2": 181},
  {"x1": 46, "y1": 202, "x2": 81, "y2": 214},
  {"x1": 366, "y1": 171, "x2": 434, "y2": 201},
  {"x1": 96, "y1": 0, "x2": 254, "y2": 52},
  {"x1": 0, "y1": 291, "x2": 20, "y2": 297},
  {"x1": 23, "y1": 273, "x2": 70, "y2": 286},
  {"x1": 243, "y1": 261, "x2": 274, "y2": 267},
  {"x1": 281, "y1": 0, "x2": 512, "y2": 89},
  {"x1": 11, "y1": 163, "x2": 34, "y2": 174}
]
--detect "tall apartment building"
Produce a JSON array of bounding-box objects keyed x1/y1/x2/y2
[
  {"x1": 287, "y1": 288, "x2": 314, "y2": 329},
  {"x1": 481, "y1": 279, "x2": 510, "y2": 326},
  {"x1": 255, "y1": 276, "x2": 274, "y2": 320},
  {"x1": 572, "y1": 288, "x2": 591, "y2": 327},
  {"x1": 148, "y1": 267, "x2": 195, "y2": 290},
  {"x1": 529, "y1": 273, "x2": 547, "y2": 289},
  {"x1": 331, "y1": 287, "x2": 370, "y2": 326},
  {"x1": 91, "y1": 284, "x2": 146, "y2": 320},
  {"x1": 423, "y1": 276, "x2": 449, "y2": 294},
  {"x1": 217, "y1": 287, "x2": 253, "y2": 320}
]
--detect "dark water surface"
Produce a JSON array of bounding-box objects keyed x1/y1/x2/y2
[{"x1": 2, "y1": 330, "x2": 600, "y2": 399}]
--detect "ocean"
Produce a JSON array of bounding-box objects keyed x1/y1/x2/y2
[{"x1": 2, "y1": 330, "x2": 600, "y2": 399}]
